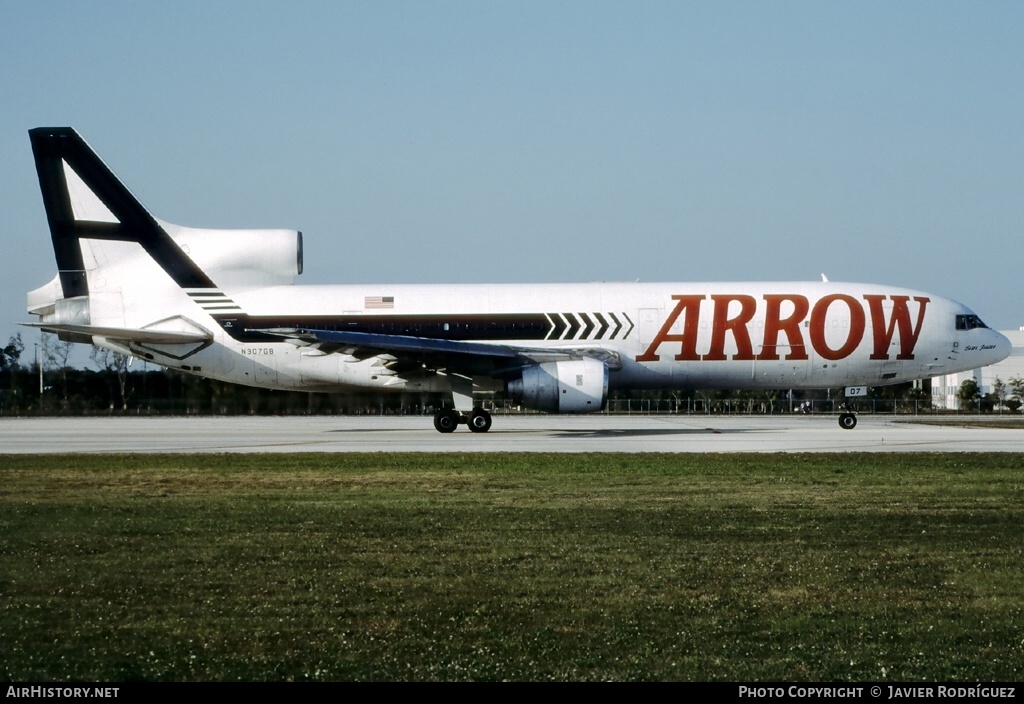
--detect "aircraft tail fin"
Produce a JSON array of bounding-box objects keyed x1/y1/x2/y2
[{"x1": 29, "y1": 127, "x2": 216, "y2": 298}]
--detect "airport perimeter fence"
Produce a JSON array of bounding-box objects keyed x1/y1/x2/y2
[
  {"x1": 3, "y1": 365, "x2": 1016, "y2": 417},
  {"x1": 2, "y1": 396, "x2": 1008, "y2": 417},
  {"x1": 0, "y1": 372, "x2": 1014, "y2": 417},
  {"x1": 487, "y1": 398, "x2": 998, "y2": 417}
]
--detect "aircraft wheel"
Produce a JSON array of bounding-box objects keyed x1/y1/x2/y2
[
  {"x1": 838, "y1": 413, "x2": 857, "y2": 430},
  {"x1": 467, "y1": 408, "x2": 492, "y2": 433},
  {"x1": 433, "y1": 409, "x2": 459, "y2": 433}
]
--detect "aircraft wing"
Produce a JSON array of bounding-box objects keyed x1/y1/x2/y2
[{"x1": 260, "y1": 327, "x2": 621, "y2": 376}]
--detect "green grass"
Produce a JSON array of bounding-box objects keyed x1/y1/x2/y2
[{"x1": 2, "y1": 453, "x2": 1023, "y2": 681}]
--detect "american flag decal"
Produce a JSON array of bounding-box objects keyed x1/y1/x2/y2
[{"x1": 364, "y1": 295, "x2": 395, "y2": 309}]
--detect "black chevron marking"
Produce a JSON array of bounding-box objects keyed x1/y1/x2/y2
[
  {"x1": 579, "y1": 313, "x2": 595, "y2": 340},
  {"x1": 593, "y1": 312, "x2": 610, "y2": 340},
  {"x1": 608, "y1": 312, "x2": 623, "y2": 340},
  {"x1": 548, "y1": 313, "x2": 567, "y2": 341},
  {"x1": 620, "y1": 313, "x2": 635, "y2": 339},
  {"x1": 543, "y1": 313, "x2": 555, "y2": 340},
  {"x1": 563, "y1": 313, "x2": 581, "y2": 340}
]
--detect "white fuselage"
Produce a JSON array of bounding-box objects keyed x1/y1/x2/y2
[{"x1": 95, "y1": 278, "x2": 1009, "y2": 397}]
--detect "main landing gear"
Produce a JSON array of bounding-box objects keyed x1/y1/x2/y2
[
  {"x1": 838, "y1": 412, "x2": 858, "y2": 430},
  {"x1": 433, "y1": 408, "x2": 493, "y2": 433}
]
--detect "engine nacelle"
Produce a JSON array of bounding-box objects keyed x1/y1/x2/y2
[
  {"x1": 507, "y1": 358, "x2": 609, "y2": 413},
  {"x1": 164, "y1": 224, "x2": 303, "y2": 286}
]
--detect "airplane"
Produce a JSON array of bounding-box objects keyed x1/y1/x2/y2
[{"x1": 23, "y1": 127, "x2": 1012, "y2": 432}]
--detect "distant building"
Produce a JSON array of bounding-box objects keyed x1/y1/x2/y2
[{"x1": 931, "y1": 329, "x2": 1024, "y2": 410}]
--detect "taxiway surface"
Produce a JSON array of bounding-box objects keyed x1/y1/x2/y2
[{"x1": 1, "y1": 415, "x2": 1021, "y2": 453}]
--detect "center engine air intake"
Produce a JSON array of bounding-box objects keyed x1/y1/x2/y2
[{"x1": 167, "y1": 226, "x2": 303, "y2": 286}]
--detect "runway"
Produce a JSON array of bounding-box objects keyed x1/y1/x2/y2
[{"x1": 1, "y1": 415, "x2": 1021, "y2": 453}]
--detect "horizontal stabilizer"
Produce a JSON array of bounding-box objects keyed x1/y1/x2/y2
[{"x1": 20, "y1": 322, "x2": 212, "y2": 344}]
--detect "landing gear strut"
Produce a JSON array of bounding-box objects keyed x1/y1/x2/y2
[{"x1": 433, "y1": 408, "x2": 492, "y2": 433}]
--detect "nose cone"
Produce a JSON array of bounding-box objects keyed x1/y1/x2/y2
[{"x1": 987, "y1": 329, "x2": 1013, "y2": 367}]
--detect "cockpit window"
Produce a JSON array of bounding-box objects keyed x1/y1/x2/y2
[{"x1": 956, "y1": 314, "x2": 988, "y2": 330}]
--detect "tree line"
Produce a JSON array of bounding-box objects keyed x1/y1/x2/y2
[
  {"x1": 1, "y1": 333, "x2": 438, "y2": 416},
  {"x1": 956, "y1": 377, "x2": 1024, "y2": 414}
]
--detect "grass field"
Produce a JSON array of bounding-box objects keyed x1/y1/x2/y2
[{"x1": 2, "y1": 453, "x2": 1022, "y2": 681}]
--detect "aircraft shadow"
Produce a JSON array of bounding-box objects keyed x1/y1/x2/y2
[
  {"x1": 326, "y1": 427, "x2": 756, "y2": 437},
  {"x1": 541, "y1": 428, "x2": 753, "y2": 437}
]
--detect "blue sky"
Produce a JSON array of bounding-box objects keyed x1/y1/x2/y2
[{"x1": 2, "y1": 1, "x2": 1022, "y2": 364}]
